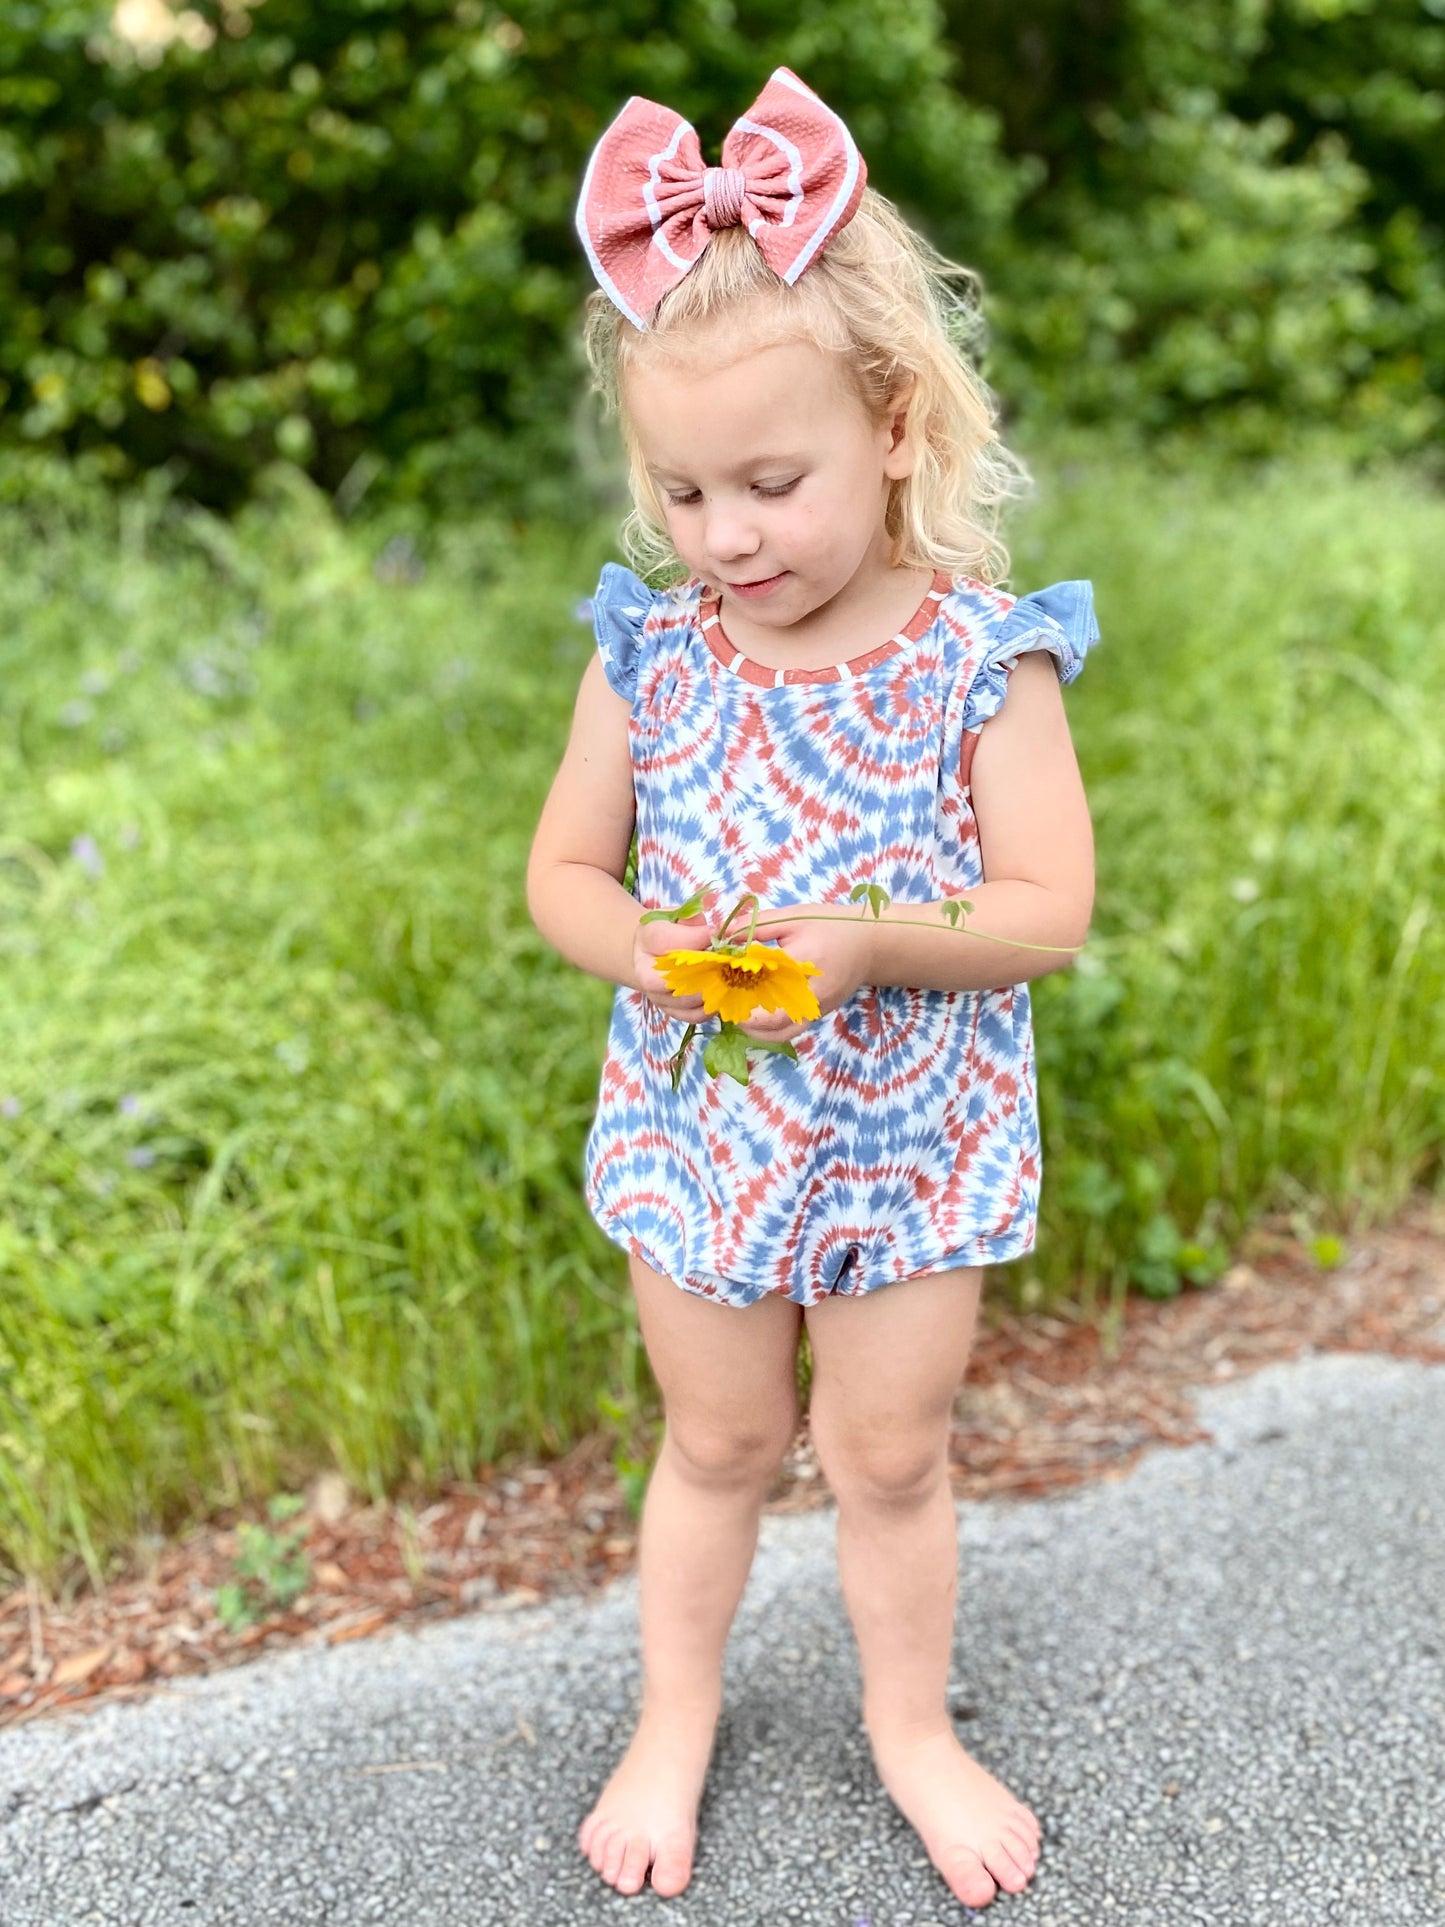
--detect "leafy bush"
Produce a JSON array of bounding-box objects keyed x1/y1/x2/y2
[
  {"x1": 3, "y1": 2, "x2": 1442, "y2": 515},
  {"x1": 0, "y1": 0, "x2": 1022, "y2": 514},
  {"x1": 943, "y1": 0, "x2": 1445, "y2": 457}
]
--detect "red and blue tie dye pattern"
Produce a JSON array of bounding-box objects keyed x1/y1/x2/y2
[{"x1": 583, "y1": 563, "x2": 1099, "y2": 1307}]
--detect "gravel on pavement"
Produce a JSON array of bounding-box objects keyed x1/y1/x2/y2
[{"x1": 1, "y1": 1351, "x2": 1441, "y2": 1927}]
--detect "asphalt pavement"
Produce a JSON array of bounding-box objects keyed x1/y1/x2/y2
[{"x1": 1, "y1": 1350, "x2": 1441, "y2": 1927}]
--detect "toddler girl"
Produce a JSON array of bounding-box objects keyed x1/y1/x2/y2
[{"x1": 528, "y1": 68, "x2": 1098, "y2": 1911}]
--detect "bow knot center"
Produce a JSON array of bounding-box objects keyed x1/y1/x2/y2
[{"x1": 702, "y1": 166, "x2": 748, "y2": 230}]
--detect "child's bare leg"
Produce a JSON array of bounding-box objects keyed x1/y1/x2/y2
[
  {"x1": 579, "y1": 1253, "x2": 802, "y2": 1897},
  {"x1": 805, "y1": 1266, "x2": 1041, "y2": 1911}
]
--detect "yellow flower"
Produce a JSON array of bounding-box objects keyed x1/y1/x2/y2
[{"x1": 658, "y1": 943, "x2": 822, "y2": 1025}]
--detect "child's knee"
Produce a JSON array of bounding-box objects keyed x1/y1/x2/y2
[
  {"x1": 665, "y1": 1411, "x2": 795, "y2": 1493},
  {"x1": 812, "y1": 1419, "x2": 947, "y2": 1512}
]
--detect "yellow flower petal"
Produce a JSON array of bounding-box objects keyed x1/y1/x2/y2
[
  {"x1": 657, "y1": 942, "x2": 821, "y2": 1025},
  {"x1": 714, "y1": 976, "x2": 763, "y2": 1023}
]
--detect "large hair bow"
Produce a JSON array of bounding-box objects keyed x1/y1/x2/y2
[{"x1": 576, "y1": 67, "x2": 866, "y2": 328}]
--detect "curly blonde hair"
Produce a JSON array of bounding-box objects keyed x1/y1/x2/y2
[{"x1": 582, "y1": 187, "x2": 1032, "y2": 587}]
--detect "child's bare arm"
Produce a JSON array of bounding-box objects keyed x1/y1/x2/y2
[
  {"x1": 869, "y1": 652, "x2": 1094, "y2": 991},
  {"x1": 526, "y1": 657, "x2": 712, "y2": 1015},
  {"x1": 526, "y1": 655, "x2": 644, "y2": 987}
]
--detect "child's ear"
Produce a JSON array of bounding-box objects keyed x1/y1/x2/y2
[{"x1": 882, "y1": 382, "x2": 917, "y2": 480}]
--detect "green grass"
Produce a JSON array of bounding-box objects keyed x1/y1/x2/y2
[
  {"x1": 1015, "y1": 435, "x2": 1445, "y2": 1305},
  {"x1": 0, "y1": 470, "x2": 636, "y2": 1590},
  {"x1": 1, "y1": 448, "x2": 1442, "y2": 1589}
]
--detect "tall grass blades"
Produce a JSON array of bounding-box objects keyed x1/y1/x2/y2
[
  {"x1": 1, "y1": 450, "x2": 1441, "y2": 1586},
  {"x1": 0, "y1": 472, "x2": 629, "y2": 1587},
  {"x1": 1014, "y1": 443, "x2": 1444, "y2": 1309}
]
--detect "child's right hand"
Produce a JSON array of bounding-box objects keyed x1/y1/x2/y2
[{"x1": 632, "y1": 910, "x2": 716, "y2": 1023}]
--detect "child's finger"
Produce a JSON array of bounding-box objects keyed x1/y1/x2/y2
[
  {"x1": 639, "y1": 959, "x2": 705, "y2": 1004},
  {"x1": 741, "y1": 1014, "x2": 803, "y2": 1041},
  {"x1": 640, "y1": 919, "x2": 712, "y2": 955},
  {"x1": 643, "y1": 988, "x2": 706, "y2": 1020}
]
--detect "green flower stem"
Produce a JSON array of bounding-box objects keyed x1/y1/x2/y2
[
  {"x1": 656, "y1": 889, "x2": 1079, "y2": 1091},
  {"x1": 712, "y1": 891, "x2": 760, "y2": 948},
  {"x1": 747, "y1": 911, "x2": 1083, "y2": 957},
  {"x1": 668, "y1": 1022, "x2": 699, "y2": 1092}
]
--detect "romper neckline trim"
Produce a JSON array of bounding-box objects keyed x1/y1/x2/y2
[{"x1": 696, "y1": 569, "x2": 951, "y2": 688}]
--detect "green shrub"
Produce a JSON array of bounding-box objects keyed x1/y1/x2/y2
[
  {"x1": 3, "y1": 3, "x2": 1441, "y2": 515},
  {"x1": 0, "y1": 0, "x2": 1022, "y2": 514}
]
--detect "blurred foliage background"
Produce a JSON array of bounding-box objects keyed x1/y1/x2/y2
[
  {"x1": 2, "y1": 0, "x2": 1443, "y2": 1585},
  {"x1": 3, "y1": 0, "x2": 1442, "y2": 514}
]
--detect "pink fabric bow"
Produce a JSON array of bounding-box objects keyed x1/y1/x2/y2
[{"x1": 576, "y1": 67, "x2": 866, "y2": 328}]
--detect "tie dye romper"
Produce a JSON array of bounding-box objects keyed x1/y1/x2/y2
[{"x1": 582, "y1": 563, "x2": 1099, "y2": 1309}]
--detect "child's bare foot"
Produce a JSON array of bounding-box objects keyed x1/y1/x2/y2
[
  {"x1": 577, "y1": 1696, "x2": 719, "y2": 1896},
  {"x1": 867, "y1": 1715, "x2": 1042, "y2": 1909}
]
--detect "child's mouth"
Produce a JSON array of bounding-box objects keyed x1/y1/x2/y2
[{"x1": 727, "y1": 572, "x2": 788, "y2": 600}]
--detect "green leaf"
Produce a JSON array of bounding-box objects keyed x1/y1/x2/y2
[
  {"x1": 1133, "y1": 1262, "x2": 1182, "y2": 1302},
  {"x1": 1062, "y1": 1157, "x2": 1126, "y2": 1221},
  {"x1": 848, "y1": 882, "x2": 891, "y2": 920},
  {"x1": 1178, "y1": 1240, "x2": 1229, "y2": 1288},
  {"x1": 214, "y1": 1582, "x2": 257, "y2": 1633},
  {"x1": 1131, "y1": 1212, "x2": 1184, "y2": 1299},
  {"x1": 746, "y1": 1038, "x2": 799, "y2": 1062},
  {"x1": 639, "y1": 885, "x2": 711, "y2": 926},
  {"x1": 667, "y1": 1022, "x2": 698, "y2": 1092},
  {"x1": 613, "y1": 1454, "x2": 649, "y2": 1519},
  {"x1": 703, "y1": 1025, "x2": 752, "y2": 1085},
  {"x1": 940, "y1": 897, "x2": 975, "y2": 927}
]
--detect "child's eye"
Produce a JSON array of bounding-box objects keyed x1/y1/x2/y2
[
  {"x1": 754, "y1": 478, "x2": 801, "y2": 498},
  {"x1": 664, "y1": 489, "x2": 700, "y2": 507}
]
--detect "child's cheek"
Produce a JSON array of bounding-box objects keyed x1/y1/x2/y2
[{"x1": 791, "y1": 501, "x2": 821, "y2": 561}]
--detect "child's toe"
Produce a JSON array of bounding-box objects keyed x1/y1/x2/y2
[
  {"x1": 939, "y1": 1843, "x2": 997, "y2": 1909},
  {"x1": 600, "y1": 1828, "x2": 630, "y2": 1885},
  {"x1": 1003, "y1": 1818, "x2": 1039, "y2": 1866},
  {"x1": 616, "y1": 1834, "x2": 651, "y2": 1894},
  {"x1": 650, "y1": 1830, "x2": 695, "y2": 1896},
  {"x1": 991, "y1": 1846, "x2": 1033, "y2": 1893}
]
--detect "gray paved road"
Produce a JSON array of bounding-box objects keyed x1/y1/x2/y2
[{"x1": 1, "y1": 1352, "x2": 1442, "y2": 1927}]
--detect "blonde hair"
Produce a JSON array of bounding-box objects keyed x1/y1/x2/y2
[{"x1": 582, "y1": 187, "x2": 1032, "y2": 587}]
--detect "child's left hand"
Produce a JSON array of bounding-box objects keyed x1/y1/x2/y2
[{"x1": 733, "y1": 903, "x2": 876, "y2": 1044}]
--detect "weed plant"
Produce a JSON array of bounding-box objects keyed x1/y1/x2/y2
[
  {"x1": 1, "y1": 449, "x2": 1441, "y2": 1587},
  {"x1": 0, "y1": 468, "x2": 629, "y2": 1588},
  {"x1": 1014, "y1": 434, "x2": 1444, "y2": 1309}
]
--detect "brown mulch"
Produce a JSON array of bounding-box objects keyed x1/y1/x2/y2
[{"x1": 3, "y1": 1201, "x2": 1442, "y2": 1733}]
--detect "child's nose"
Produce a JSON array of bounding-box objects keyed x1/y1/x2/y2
[{"x1": 703, "y1": 503, "x2": 761, "y2": 563}]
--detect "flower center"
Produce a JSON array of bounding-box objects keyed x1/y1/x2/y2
[{"x1": 720, "y1": 963, "x2": 762, "y2": 987}]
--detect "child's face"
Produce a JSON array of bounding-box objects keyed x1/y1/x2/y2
[{"x1": 623, "y1": 332, "x2": 912, "y2": 633}]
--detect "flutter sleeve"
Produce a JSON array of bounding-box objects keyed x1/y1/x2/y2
[
  {"x1": 961, "y1": 580, "x2": 1100, "y2": 734},
  {"x1": 590, "y1": 562, "x2": 656, "y2": 704}
]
